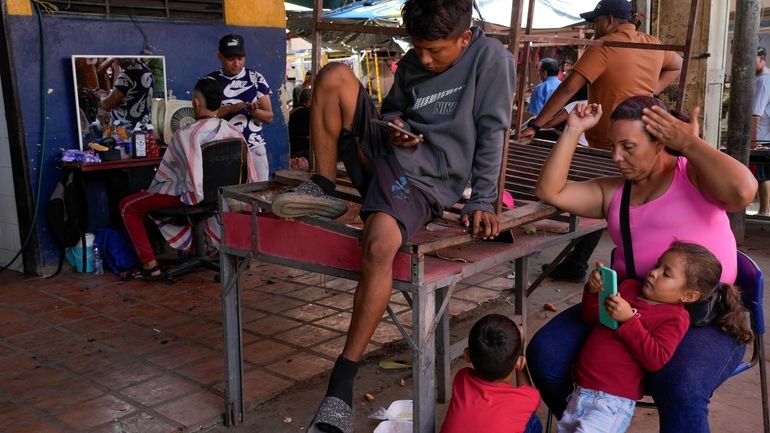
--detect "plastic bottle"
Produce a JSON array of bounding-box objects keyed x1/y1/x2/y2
[
  {"x1": 132, "y1": 124, "x2": 148, "y2": 158},
  {"x1": 146, "y1": 125, "x2": 160, "y2": 157},
  {"x1": 93, "y1": 246, "x2": 104, "y2": 275}
]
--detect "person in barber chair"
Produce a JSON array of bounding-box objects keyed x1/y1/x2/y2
[{"x1": 118, "y1": 78, "x2": 257, "y2": 281}]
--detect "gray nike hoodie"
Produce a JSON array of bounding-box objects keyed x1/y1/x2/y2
[{"x1": 381, "y1": 26, "x2": 516, "y2": 215}]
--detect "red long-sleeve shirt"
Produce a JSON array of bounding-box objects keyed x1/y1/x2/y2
[{"x1": 575, "y1": 279, "x2": 690, "y2": 400}]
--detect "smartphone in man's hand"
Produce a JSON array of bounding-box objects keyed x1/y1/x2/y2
[{"x1": 371, "y1": 119, "x2": 423, "y2": 142}]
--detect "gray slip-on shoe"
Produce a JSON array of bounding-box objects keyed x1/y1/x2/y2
[
  {"x1": 307, "y1": 396, "x2": 353, "y2": 433},
  {"x1": 271, "y1": 181, "x2": 348, "y2": 219}
]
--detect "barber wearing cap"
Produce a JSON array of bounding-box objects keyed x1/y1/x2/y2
[
  {"x1": 520, "y1": 0, "x2": 683, "y2": 285},
  {"x1": 206, "y1": 34, "x2": 274, "y2": 181}
]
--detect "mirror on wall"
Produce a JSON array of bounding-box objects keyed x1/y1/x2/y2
[{"x1": 72, "y1": 55, "x2": 167, "y2": 150}]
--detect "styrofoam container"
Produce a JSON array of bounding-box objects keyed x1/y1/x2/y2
[{"x1": 372, "y1": 400, "x2": 413, "y2": 433}]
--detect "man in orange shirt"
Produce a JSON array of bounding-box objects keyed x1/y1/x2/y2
[
  {"x1": 521, "y1": 0, "x2": 682, "y2": 149},
  {"x1": 521, "y1": 0, "x2": 682, "y2": 281}
]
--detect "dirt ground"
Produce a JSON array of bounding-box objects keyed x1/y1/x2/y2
[{"x1": 205, "y1": 221, "x2": 770, "y2": 433}]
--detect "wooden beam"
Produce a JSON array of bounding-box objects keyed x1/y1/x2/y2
[{"x1": 315, "y1": 21, "x2": 407, "y2": 36}]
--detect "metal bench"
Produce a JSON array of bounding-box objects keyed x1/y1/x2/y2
[{"x1": 217, "y1": 139, "x2": 618, "y2": 432}]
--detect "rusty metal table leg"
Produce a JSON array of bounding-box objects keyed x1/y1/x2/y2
[
  {"x1": 435, "y1": 285, "x2": 451, "y2": 404},
  {"x1": 221, "y1": 251, "x2": 247, "y2": 426},
  {"x1": 514, "y1": 256, "x2": 529, "y2": 316},
  {"x1": 413, "y1": 285, "x2": 437, "y2": 433}
]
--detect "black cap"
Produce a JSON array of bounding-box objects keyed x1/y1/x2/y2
[
  {"x1": 759, "y1": 46, "x2": 767, "y2": 57},
  {"x1": 219, "y1": 34, "x2": 245, "y2": 57},
  {"x1": 580, "y1": 0, "x2": 632, "y2": 23}
]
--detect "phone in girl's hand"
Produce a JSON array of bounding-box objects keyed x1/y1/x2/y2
[{"x1": 598, "y1": 265, "x2": 619, "y2": 329}]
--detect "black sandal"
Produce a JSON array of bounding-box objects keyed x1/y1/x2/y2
[{"x1": 120, "y1": 265, "x2": 165, "y2": 282}]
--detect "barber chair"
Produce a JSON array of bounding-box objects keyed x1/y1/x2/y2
[{"x1": 153, "y1": 138, "x2": 248, "y2": 280}]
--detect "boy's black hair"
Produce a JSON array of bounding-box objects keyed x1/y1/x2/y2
[
  {"x1": 194, "y1": 78, "x2": 223, "y2": 111},
  {"x1": 402, "y1": 0, "x2": 472, "y2": 41},
  {"x1": 467, "y1": 314, "x2": 522, "y2": 381},
  {"x1": 539, "y1": 58, "x2": 559, "y2": 77}
]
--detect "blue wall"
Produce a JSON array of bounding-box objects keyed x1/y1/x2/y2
[{"x1": 6, "y1": 14, "x2": 288, "y2": 272}]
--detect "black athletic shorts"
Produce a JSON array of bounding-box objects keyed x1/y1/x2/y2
[
  {"x1": 338, "y1": 83, "x2": 438, "y2": 243},
  {"x1": 753, "y1": 162, "x2": 770, "y2": 182}
]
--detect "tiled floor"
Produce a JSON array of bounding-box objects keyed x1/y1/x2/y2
[{"x1": 0, "y1": 259, "x2": 513, "y2": 433}]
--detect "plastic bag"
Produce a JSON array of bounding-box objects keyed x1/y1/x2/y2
[
  {"x1": 94, "y1": 226, "x2": 138, "y2": 275},
  {"x1": 370, "y1": 400, "x2": 413, "y2": 432}
]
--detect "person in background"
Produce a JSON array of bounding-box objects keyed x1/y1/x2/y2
[
  {"x1": 289, "y1": 88, "x2": 312, "y2": 171},
  {"x1": 118, "y1": 79, "x2": 257, "y2": 281},
  {"x1": 440, "y1": 314, "x2": 542, "y2": 433},
  {"x1": 519, "y1": 0, "x2": 683, "y2": 283},
  {"x1": 293, "y1": 70, "x2": 313, "y2": 107},
  {"x1": 558, "y1": 58, "x2": 573, "y2": 81},
  {"x1": 752, "y1": 45, "x2": 770, "y2": 216},
  {"x1": 528, "y1": 58, "x2": 560, "y2": 116},
  {"x1": 207, "y1": 34, "x2": 273, "y2": 181}
]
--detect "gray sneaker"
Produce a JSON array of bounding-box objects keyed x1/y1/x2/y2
[{"x1": 271, "y1": 181, "x2": 348, "y2": 219}]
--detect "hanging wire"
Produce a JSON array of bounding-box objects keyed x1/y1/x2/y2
[
  {"x1": 129, "y1": 8, "x2": 158, "y2": 54},
  {"x1": 473, "y1": 0, "x2": 487, "y2": 32}
]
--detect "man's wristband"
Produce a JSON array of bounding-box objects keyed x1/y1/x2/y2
[{"x1": 529, "y1": 123, "x2": 541, "y2": 133}]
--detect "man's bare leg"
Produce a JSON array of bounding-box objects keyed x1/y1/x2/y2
[
  {"x1": 271, "y1": 63, "x2": 363, "y2": 219},
  {"x1": 310, "y1": 63, "x2": 364, "y2": 182},
  {"x1": 321, "y1": 213, "x2": 402, "y2": 404},
  {"x1": 343, "y1": 213, "x2": 402, "y2": 360}
]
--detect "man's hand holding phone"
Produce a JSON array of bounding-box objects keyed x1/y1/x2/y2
[{"x1": 372, "y1": 118, "x2": 423, "y2": 147}]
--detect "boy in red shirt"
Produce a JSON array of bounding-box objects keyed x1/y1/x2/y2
[{"x1": 440, "y1": 314, "x2": 542, "y2": 433}]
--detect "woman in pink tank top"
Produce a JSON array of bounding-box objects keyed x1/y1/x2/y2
[{"x1": 528, "y1": 96, "x2": 757, "y2": 433}]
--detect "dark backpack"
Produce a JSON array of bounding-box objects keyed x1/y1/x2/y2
[{"x1": 46, "y1": 167, "x2": 88, "y2": 276}]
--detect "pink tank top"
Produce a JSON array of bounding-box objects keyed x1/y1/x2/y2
[{"x1": 607, "y1": 157, "x2": 737, "y2": 283}]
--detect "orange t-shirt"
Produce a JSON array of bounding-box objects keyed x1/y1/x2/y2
[{"x1": 571, "y1": 24, "x2": 678, "y2": 149}]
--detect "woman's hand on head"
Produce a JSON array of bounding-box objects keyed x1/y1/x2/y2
[
  {"x1": 642, "y1": 105, "x2": 701, "y2": 152},
  {"x1": 565, "y1": 103, "x2": 602, "y2": 133}
]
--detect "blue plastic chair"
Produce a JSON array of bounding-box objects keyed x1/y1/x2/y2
[
  {"x1": 545, "y1": 250, "x2": 769, "y2": 432},
  {"x1": 732, "y1": 251, "x2": 769, "y2": 432}
]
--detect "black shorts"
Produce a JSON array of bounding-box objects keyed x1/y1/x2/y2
[
  {"x1": 753, "y1": 162, "x2": 770, "y2": 182},
  {"x1": 338, "y1": 84, "x2": 437, "y2": 243}
]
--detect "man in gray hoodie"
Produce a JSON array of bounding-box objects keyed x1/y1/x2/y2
[{"x1": 272, "y1": 1, "x2": 516, "y2": 431}]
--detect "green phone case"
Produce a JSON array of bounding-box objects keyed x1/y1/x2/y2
[{"x1": 598, "y1": 265, "x2": 618, "y2": 329}]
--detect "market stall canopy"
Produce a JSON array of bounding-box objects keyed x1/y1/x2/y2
[
  {"x1": 286, "y1": 15, "x2": 407, "y2": 52},
  {"x1": 286, "y1": 0, "x2": 588, "y2": 28}
]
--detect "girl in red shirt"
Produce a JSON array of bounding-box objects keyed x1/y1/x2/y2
[{"x1": 559, "y1": 242, "x2": 752, "y2": 433}]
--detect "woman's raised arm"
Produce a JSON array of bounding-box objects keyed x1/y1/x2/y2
[{"x1": 535, "y1": 103, "x2": 608, "y2": 219}]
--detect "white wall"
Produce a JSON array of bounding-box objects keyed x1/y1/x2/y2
[{"x1": 0, "y1": 74, "x2": 23, "y2": 273}]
